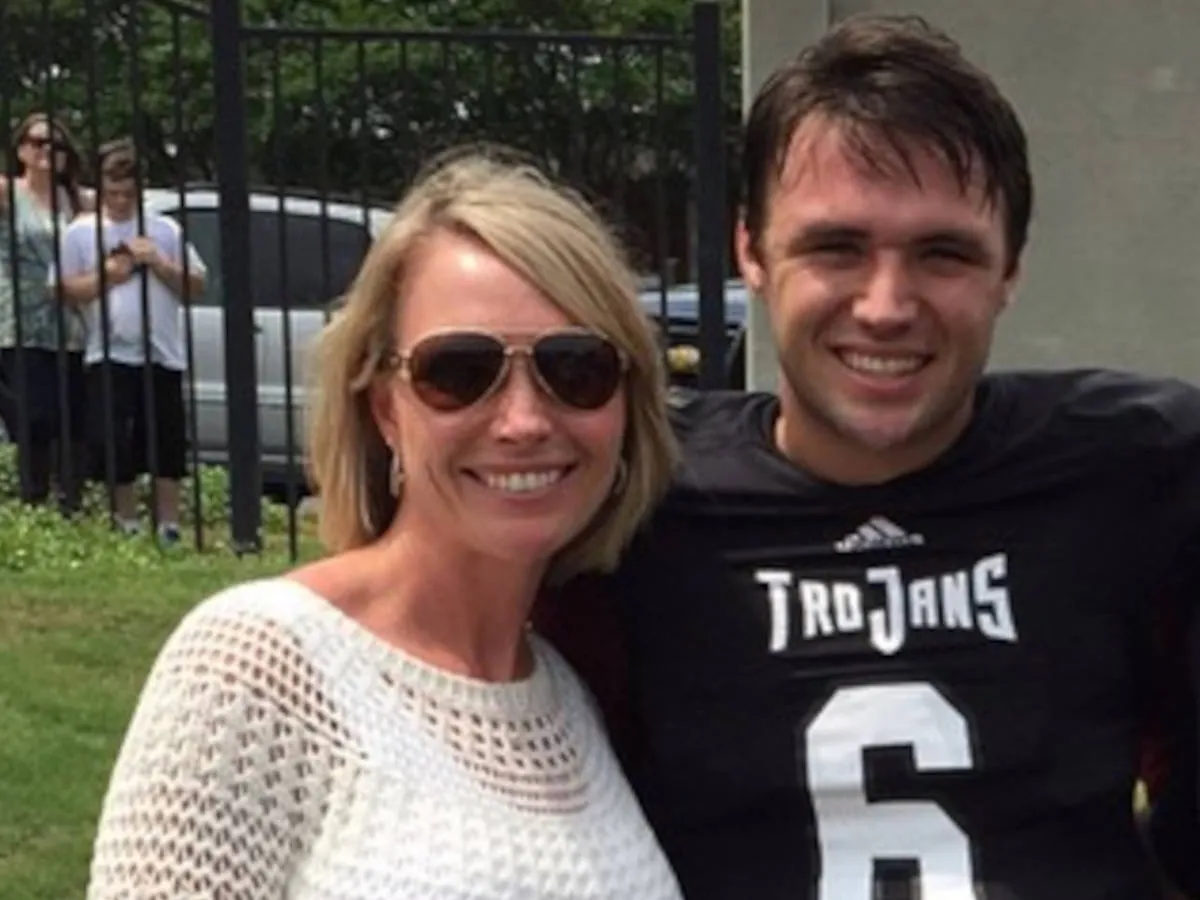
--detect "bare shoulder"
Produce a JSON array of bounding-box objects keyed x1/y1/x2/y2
[
  {"x1": 285, "y1": 549, "x2": 383, "y2": 627},
  {"x1": 286, "y1": 553, "x2": 353, "y2": 607}
]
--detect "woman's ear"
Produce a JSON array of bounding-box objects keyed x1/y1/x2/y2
[{"x1": 367, "y1": 375, "x2": 400, "y2": 448}]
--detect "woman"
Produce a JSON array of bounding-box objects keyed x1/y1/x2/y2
[
  {"x1": 0, "y1": 112, "x2": 93, "y2": 511},
  {"x1": 86, "y1": 150, "x2": 683, "y2": 899}
]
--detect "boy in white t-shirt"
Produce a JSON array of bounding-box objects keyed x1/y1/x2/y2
[{"x1": 55, "y1": 142, "x2": 206, "y2": 541}]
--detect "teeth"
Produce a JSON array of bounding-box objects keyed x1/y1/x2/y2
[
  {"x1": 482, "y1": 470, "x2": 564, "y2": 493},
  {"x1": 841, "y1": 352, "x2": 925, "y2": 376}
]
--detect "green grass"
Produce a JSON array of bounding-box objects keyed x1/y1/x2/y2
[
  {"x1": 0, "y1": 447, "x2": 323, "y2": 898},
  {"x1": 0, "y1": 551, "x2": 322, "y2": 899}
]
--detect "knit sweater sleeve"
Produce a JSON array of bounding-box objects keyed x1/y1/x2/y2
[{"x1": 86, "y1": 595, "x2": 344, "y2": 900}]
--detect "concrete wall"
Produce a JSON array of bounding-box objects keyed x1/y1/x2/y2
[{"x1": 741, "y1": 0, "x2": 1200, "y2": 392}]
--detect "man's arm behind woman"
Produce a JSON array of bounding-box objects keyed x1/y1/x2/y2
[{"x1": 532, "y1": 574, "x2": 645, "y2": 771}]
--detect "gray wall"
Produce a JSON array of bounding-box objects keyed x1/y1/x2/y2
[{"x1": 742, "y1": 0, "x2": 1200, "y2": 391}]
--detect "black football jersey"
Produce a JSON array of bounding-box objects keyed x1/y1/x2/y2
[{"x1": 602, "y1": 369, "x2": 1200, "y2": 900}]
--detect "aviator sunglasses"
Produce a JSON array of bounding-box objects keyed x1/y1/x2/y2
[{"x1": 388, "y1": 328, "x2": 628, "y2": 412}]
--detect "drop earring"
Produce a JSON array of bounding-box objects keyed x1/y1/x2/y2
[{"x1": 389, "y1": 451, "x2": 406, "y2": 497}]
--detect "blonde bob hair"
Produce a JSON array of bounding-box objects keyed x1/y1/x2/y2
[{"x1": 307, "y1": 146, "x2": 678, "y2": 584}]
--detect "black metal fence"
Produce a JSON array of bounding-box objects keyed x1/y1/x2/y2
[{"x1": 0, "y1": 0, "x2": 734, "y2": 557}]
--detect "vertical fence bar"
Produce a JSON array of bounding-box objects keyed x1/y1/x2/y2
[
  {"x1": 314, "y1": 35, "x2": 333, "y2": 315},
  {"x1": 653, "y1": 46, "x2": 670, "y2": 332},
  {"x1": 310, "y1": 34, "x2": 333, "y2": 558},
  {"x1": 608, "y1": 45, "x2": 627, "y2": 217},
  {"x1": 39, "y1": 0, "x2": 75, "y2": 516},
  {"x1": 312, "y1": 39, "x2": 334, "y2": 556},
  {"x1": 127, "y1": 0, "x2": 163, "y2": 540},
  {"x1": 567, "y1": 48, "x2": 583, "y2": 183},
  {"x1": 536, "y1": 44, "x2": 555, "y2": 164},
  {"x1": 355, "y1": 38, "x2": 371, "y2": 218},
  {"x1": 692, "y1": 1, "x2": 727, "y2": 390},
  {"x1": 482, "y1": 40, "x2": 497, "y2": 131},
  {"x1": 440, "y1": 38, "x2": 455, "y2": 150},
  {"x1": 397, "y1": 40, "x2": 411, "y2": 185},
  {"x1": 85, "y1": 0, "x2": 118, "y2": 524},
  {"x1": 211, "y1": 0, "x2": 262, "y2": 554},
  {"x1": 170, "y1": 8, "x2": 204, "y2": 550},
  {"x1": 0, "y1": 10, "x2": 10, "y2": 454},
  {"x1": 33, "y1": 0, "x2": 75, "y2": 513},
  {"x1": 271, "y1": 35, "x2": 299, "y2": 562}
]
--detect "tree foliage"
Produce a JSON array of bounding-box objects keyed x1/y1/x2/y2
[{"x1": 3, "y1": 0, "x2": 741, "y2": 273}]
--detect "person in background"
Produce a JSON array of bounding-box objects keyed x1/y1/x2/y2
[
  {"x1": 84, "y1": 149, "x2": 683, "y2": 899},
  {"x1": 0, "y1": 112, "x2": 93, "y2": 512},
  {"x1": 55, "y1": 139, "x2": 205, "y2": 544}
]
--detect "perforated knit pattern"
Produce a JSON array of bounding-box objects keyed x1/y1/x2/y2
[{"x1": 87, "y1": 579, "x2": 683, "y2": 900}]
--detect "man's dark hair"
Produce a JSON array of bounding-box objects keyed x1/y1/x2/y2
[
  {"x1": 742, "y1": 14, "x2": 1032, "y2": 274},
  {"x1": 98, "y1": 137, "x2": 138, "y2": 184}
]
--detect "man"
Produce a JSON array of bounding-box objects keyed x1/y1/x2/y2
[
  {"x1": 55, "y1": 141, "x2": 206, "y2": 542},
  {"x1": 537, "y1": 13, "x2": 1200, "y2": 900}
]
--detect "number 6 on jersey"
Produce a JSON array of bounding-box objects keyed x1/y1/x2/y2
[{"x1": 804, "y1": 683, "x2": 980, "y2": 899}]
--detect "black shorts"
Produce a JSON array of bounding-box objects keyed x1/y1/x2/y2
[
  {"x1": 0, "y1": 347, "x2": 87, "y2": 446},
  {"x1": 87, "y1": 362, "x2": 188, "y2": 484}
]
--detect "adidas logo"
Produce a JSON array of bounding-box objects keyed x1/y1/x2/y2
[{"x1": 834, "y1": 516, "x2": 925, "y2": 553}]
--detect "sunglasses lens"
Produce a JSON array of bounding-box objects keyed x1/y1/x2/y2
[
  {"x1": 534, "y1": 333, "x2": 623, "y2": 410},
  {"x1": 407, "y1": 332, "x2": 506, "y2": 411}
]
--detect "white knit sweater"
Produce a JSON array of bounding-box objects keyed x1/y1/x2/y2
[{"x1": 86, "y1": 578, "x2": 682, "y2": 900}]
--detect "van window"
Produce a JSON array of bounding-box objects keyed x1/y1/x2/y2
[
  {"x1": 249, "y1": 212, "x2": 372, "y2": 310},
  {"x1": 161, "y1": 206, "x2": 372, "y2": 310}
]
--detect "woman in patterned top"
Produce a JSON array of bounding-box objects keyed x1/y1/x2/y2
[
  {"x1": 86, "y1": 148, "x2": 684, "y2": 899},
  {"x1": 0, "y1": 112, "x2": 94, "y2": 511}
]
